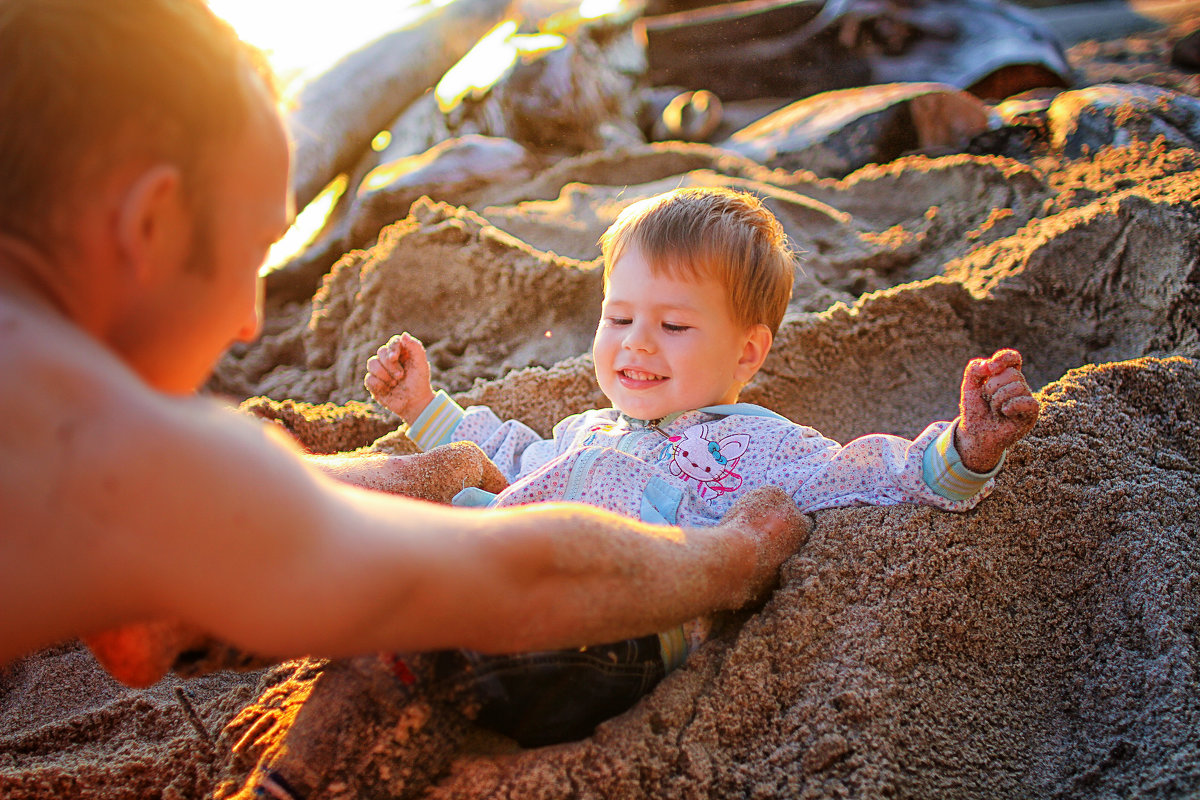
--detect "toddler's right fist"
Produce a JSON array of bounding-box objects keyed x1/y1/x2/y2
[{"x1": 364, "y1": 332, "x2": 435, "y2": 423}]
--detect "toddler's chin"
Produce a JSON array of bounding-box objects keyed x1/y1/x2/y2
[{"x1": 616, "y1": 402, "x2": 670, "y2": 422}]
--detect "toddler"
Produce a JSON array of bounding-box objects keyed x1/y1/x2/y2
[{"x1": 363, "y1": 187, "x2": 1039, "y2": 746}]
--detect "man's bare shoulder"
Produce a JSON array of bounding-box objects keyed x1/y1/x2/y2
[
  {"x1": 0, "y1": 296, "x2": 140, "y2": 484},
  {"x1": 0, "y1": 293, "x2": 214, "y2": 480},
  {"x1": 0, "y1": 295, "x2": 316, "y2": 659}
]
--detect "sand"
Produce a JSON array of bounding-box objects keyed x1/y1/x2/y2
[
  {"x1": 424, "y1": 356, "x2": 1200, "y2": 799},
  {"x1": 5, "y1": 18, "x2": 1200, "y2": 800}
]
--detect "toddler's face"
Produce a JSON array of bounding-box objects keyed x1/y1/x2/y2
[{"x1": 592, "y1": 246, "x2": 760, "y2": 422}]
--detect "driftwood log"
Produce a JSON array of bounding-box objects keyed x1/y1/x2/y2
[{"x1": 286, "y1": 0, "x2": 514, "y2": 210}]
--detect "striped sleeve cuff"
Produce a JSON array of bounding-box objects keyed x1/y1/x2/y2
[
  {"x1": 922, "y1": 419, "x2": 1005, "y2": 502},
  {"x1": 658, "y1": 625, "x2": 689, "y2": 674},
  {"x1": 405, "y1": 390, "x2": 465, "y2": 451}
]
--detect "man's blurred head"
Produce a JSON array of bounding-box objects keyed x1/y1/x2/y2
[{"x1": 0, "y1": 0, "x2": 279, "y2": 259}]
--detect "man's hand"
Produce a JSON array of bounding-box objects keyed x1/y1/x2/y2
[
  {"x1": 955, "y1": 348, "x2": 1040, "y2": 473},
  {"x1": 364, "y1": 333, "x2": 435, "y2": 422},
  {"x1": 83, "y1": 621, "x2": 208, "y2": 688},
  {"x1": 82, "y1": 621, "x2": 276, "y2": 688},
  {"x1": 714, "y1": 486, "x2": 812, "y2": 607},
  {"x1": 308, "y1": 442, "x2": 508, "y2": 503}
]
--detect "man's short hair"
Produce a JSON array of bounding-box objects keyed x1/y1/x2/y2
[
  {"x1": 0, "y1": 0, "x2": 276, "y2": 254},
  {"x1": 599, "y1": 187, "x2": 795, "y2": 337}
]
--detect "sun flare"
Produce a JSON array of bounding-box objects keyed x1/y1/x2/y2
[{"x1": 208, "y1": 0, "x2": 436, "y2": 84}]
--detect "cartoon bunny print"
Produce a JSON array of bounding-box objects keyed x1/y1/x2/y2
[{"x1": 666, "y1": 423, "x2": 749, "y2": 497}]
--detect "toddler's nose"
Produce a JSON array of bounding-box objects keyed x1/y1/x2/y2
[{"x1": 622, "y1": 321, "x2": 656, "y2": 353}]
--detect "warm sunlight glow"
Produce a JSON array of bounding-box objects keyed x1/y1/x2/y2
[
  {"x1": 210, "y1": 0, "x2": 572, "y2": 270},
  {"x1": 208, "y1": 0, "x2": 438, "y2": 86},
  {"x1": 434, "y1": 21, "x2": 567, "y2": 113},
  {"x1": 371, "y1": 130, "x2": 394, "y2": 152},
  {"x1": 435, "y1": 20, "x2": 520, "y2": 112},
  {"x1": 578, "y1": 0, "x2": 623, "y2": 20},
  {"x1": 263, "y1": 174, "x2": 349, "y2": 272}
]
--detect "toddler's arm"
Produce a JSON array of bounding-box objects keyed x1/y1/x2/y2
[
  {"x1": 364, "y1": 332, "x2": 436, "y2": 423},
  {"x1": 365, "y1": 333, "x2": 578, "y2": 481},
  {"x1": 776, "y1": 350, "x2": 1038, "y2": 512},
  {"x1": 954, "y1": 348, "x2": 1040, "y2": 473}
]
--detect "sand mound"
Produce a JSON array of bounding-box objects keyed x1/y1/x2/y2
[
  {"x1": 212, "y1": 141, "x2": 1199, "y2": 452},
  {"x1": 214, "y1": 200, "x2": 605, "y2": 408},
  {"x1": 11, "y1": 358, "x2": 1191, "y2": 799},
  {"x1": 0, "y1": 642, "x2": 260, "y2": 799},
  {"x1": 419, "y1": 356, "x2": 1200, "y2": 800}
]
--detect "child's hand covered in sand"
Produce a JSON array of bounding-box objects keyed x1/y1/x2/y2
[
  {"x1": 955, "y1": 348, "x2": 1040, "y2": 473},
  {"x1": 364, "y1": 332, "x2": 436, "y2": 422}
]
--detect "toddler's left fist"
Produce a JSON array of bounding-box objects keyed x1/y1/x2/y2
[{"x1": 956, "y1": 348, "x2": 1039, "y2": 473}]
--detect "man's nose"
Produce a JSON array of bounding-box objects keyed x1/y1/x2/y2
[{"x1": 236, "y1": 277, "x2": 264, "y2": 343}]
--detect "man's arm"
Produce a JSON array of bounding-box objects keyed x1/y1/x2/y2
[
  {"x1": 305, "y1": 441, "x2": 509, "y2": 503},
  {"x1": 1, "y1": 356, "x2": 806, "y2": 671}
]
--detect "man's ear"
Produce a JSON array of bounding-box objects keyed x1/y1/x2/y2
[
  {"x1": 115, "y1": 164, "x2": 188, "y2": 281},
  {"x1": 735, "y1": 323, "x2": 773, "y2": 383}
]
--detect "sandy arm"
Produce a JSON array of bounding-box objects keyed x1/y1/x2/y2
[
  {"x1": 0, "y1": 336, "x2": 806, "y2": 674},
  {"x1": 304, "y1": 441, "x2": 509, "y2": 503}
]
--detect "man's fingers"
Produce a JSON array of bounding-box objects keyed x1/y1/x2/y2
[
  {"x1": 83, "y1": 621, "x2": 207, "y2": 688},
  {"x1": 727, "y1": 485, "x2": 812, "y2": 553}
]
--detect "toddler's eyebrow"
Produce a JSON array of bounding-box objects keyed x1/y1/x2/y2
[{"x1": 603, "y1": 296, "x2": 703, "y2": 315}]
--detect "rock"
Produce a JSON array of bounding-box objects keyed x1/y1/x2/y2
[
  {"x1": 721, "y1": 82, "x2": 993, "y2": 177},
  {"x1": 639, "y1": 0, "x2": 864, "y2": 101},
  {"x1": 449, "y1": 35, "x2": 644, "y2": 153},
  {"x1": 966, "y1": 87, "x2": 1061, "y2": 159},
  {"x1": 862, "y1": 0, "x2": 1073, "y2": 100},
  {"x1": 639, "y1": 0, "x2": 1073, "y2": 103},
  {"x1": 1170, "y1": 27, "x2": 1200, "y2": 71},
  {"x1": 646, "y1": 89, "x2": 724, "y2": 142},
  {"x1": 1047, "y1": 82, "x2": 1200, "y2": 157},
  {"x1": 350, "y1": 135, "x2": 538, "y2": 248}
]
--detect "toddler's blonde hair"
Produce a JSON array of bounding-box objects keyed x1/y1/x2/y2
[{"x1": 599, "y1": 187, "x2": 795, "y2": 336}]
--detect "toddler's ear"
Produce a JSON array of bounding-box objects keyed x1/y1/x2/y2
[{"x1": 735, "y1": 324, "x2": 773, "y2": 383}]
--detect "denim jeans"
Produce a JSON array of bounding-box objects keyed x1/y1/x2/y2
[{"x1": 427, "y1": 635, "x2": 667, "y2": 748}]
